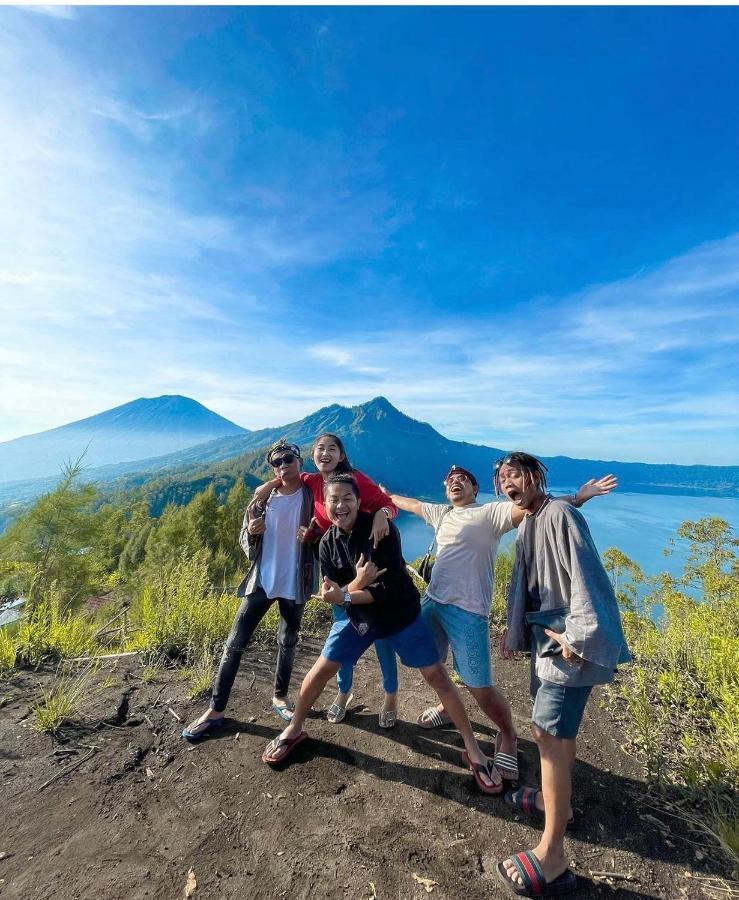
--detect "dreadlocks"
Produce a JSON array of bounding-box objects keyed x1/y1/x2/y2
[{"x1": 493, "y1": 451, "x2": 549, "y2": 496}]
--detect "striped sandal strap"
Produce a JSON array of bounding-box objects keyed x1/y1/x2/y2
[
  {"x1": 421, "y1": 707, "x2": 448, "y2": 728},
  {"x1": 494, "y1": 751, "x2": 519, "y2": 771},
  {"x1": 512, "y1": 786, "x2": 541, "y2": 815},
  {"x1": 510, "y1": 851, "x2": 547, "y2": 895}
]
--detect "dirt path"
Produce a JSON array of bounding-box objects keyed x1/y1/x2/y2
[{"x1": 0, "y1": 640, "x2": 727, "y2": 899}]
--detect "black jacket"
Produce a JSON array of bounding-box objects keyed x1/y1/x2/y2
[{"x1": 319, "y1": 512, "x2": 420, "y2": 637}]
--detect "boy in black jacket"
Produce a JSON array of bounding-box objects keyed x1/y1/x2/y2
[{"x1": 261, "y1": 474, "x2": 500, "y2": 794}]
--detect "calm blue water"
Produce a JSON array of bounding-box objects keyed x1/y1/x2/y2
[{"x1": 396, "y1": 489, "x2": 739, "y2": 580}]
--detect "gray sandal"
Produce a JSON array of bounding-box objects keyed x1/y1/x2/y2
[
  {"x1": 378, "y1": 709, "x2": 397, "y2": 729},
  {"x1": 326, "y1": 693, "x2": 352, "y2": 724}
]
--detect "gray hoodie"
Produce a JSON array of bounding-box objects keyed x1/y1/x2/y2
[{"x1": 506, "y1": 497, "x2": 631, "y2": 686}]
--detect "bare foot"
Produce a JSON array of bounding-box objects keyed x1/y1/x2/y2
[{"x1": 467, "y1": 748, "x2": 501, "y2": 791}]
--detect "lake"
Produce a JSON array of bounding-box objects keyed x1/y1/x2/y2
[{"x1": 395, "y1": 488, "x2": 739, "y2": 581}]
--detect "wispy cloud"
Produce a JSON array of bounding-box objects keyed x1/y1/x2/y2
[
  {"x1": 1, "y1": 9, "x2": 737, "y2": 468},
  {"x1": 21, "y1": 6, "x2": 76, "y2": 21}
]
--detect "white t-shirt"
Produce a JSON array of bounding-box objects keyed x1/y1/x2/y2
[
  {"x1": 258, "y1": 489, "x2": 303, "y2": 600},
  {"x1": 420, "y1": 500, "x2": 515, "y2": 617}
]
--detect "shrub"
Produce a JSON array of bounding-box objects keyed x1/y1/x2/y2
[
  {"x1": 0, "y1": 630, "x2": 16, "y2": 674},
  {"x1": 14, "y1": 584, "x2": 97, "y2": 665},
  {"x1": 31, "y1": 662, "x2": 99, "y2": 733},
  {"x1": 126, "y1": 551, "x2": 239, "y2": 663}
]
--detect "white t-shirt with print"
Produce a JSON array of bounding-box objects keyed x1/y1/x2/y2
[
  {"x1": 420, "y1": 500, "x2": 515, "y2": 617},
  {"x1": 258, "y1": 489, "x2": 303, "y2": 601}
]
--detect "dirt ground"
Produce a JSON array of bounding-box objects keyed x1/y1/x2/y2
[{"x1": 0, "y1": 638, "x2": 731, "y2": 900}]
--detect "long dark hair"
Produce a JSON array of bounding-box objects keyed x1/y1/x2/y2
[{"x1": 313, "y1": 432, "x2": 353, "y2": 475}]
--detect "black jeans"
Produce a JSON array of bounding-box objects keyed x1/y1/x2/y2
[{"x1": 210, "y1": 585, "x2": 306, "y2": 713}]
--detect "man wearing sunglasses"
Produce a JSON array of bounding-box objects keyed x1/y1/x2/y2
[
  {"x1": 384, "y1": 465, "x2": 615, "y2": 783},
  {"x1": 182, "y1": 439, "x2": 318, "y2": 740}
]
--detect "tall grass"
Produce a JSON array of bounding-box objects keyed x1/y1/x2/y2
[
  {"x1": 0, "y1": 629, "x2": 16, "y2": 674},
  {"x1": 31, "y1": 662, "x2": 99, "y2": 733},
  {"x1": 14, "y1": 584, "x2": 97, "y2": 665},
  {"x1": 126, "y1": 551, "x2": 239, "y2": 663}
]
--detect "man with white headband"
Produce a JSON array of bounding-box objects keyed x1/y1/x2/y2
[{"x1": 182, "y1": 438, "x2": 318, "y2": 739}]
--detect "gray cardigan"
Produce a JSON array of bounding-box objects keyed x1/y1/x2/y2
[
  {"x1": 238, "y1": 484, "x2": 317, "y2": 605},
  {"x1": 506, "y1": 497, "x2": 631, "y2": 686}
]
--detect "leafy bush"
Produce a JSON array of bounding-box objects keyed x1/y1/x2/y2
[{"x1": 606, "y1": 517, "x2": 739, "y2": 869}]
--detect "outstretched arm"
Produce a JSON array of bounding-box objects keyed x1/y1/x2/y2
[
  {"x1": 508, "y1": 474, "x2": 618, "y2": 527},
  {"x1": 379, "y1": 485, "x2": 424, "y2": 517},
  {"x1": 572, "y1": 474, "x2": 617, "y2": 507}
]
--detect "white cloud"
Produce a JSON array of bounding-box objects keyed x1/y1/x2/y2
[
  {"x1": 1, "y1": 11, "x2": 737, "y2": 467},
  {"x1": 21, "y1": 6, "x2": 76, "y2": 20}
]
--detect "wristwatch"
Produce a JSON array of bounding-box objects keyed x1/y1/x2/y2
[{"x1": 342, "y1": 590, "x2": 352, "y2": 611}]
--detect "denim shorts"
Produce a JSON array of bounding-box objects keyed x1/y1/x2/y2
[
  {"x1": 321, "y1": 612, "x2": 441, "y2": 672},
  {"x1": 420, "y1": 596, "x2": 494, "y2": 688},
  {"x1": 530, "y1": 676, "x2": 593, "y2": 739}
]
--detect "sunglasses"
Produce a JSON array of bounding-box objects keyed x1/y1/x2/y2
[
  {"x1": 446, "y1": 473, "x2": 470, "y2": 484},
  {"x1": 271, "y1": 453, "x2": 296, "y2": 467}
]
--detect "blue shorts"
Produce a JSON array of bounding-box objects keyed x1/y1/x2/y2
[
  {"x1": 530, "y1": 676, "x2": 593, "y2": 740},
  {"x1": 321, "y1": 613, "x2": 441, "y2": 672},
  {"x1": 421, "y1": 596, "x2": 494, "y2": 688}
]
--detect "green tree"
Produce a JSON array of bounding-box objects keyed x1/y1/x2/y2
[
  {"x1": 603, "y1": 547, "x2": 646, "y2": 615},
  {"x1": 0, "y1": 463, "x2": 101, "y2": 605},
  {"x1": 672, "y1": 517, "x2": 739, "y2": 604},
  {"x1": 187, "y1": 484, "x2": 220, "y2": 552}
]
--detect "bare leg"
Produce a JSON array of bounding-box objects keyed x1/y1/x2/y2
[
  {"x1": 467, "y1": 685, "x2": 517, "y2": 757},
  {"x1": 419, "y1": 662, "x2": 500, "y2": 790},
  {"x1": 503, "y1": 725, "x2": 573, "y2": 886},
  {"x1": 279, "y1": 656, "x2": 341, "y2": 741}
]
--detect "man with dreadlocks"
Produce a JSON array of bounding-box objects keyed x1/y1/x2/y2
[
  {"x1": 182, "y1": 439, "x2": 318, "y2": 740},
  {"x1": 495, "y1": 452, "x2": 631, "y2": 898},
  {"x1": 383, "y1": 465, "x2": 616, "y2": 785}
]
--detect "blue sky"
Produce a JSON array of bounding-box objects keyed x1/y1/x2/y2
[{"x1": 1, "y1": 6, "x2": 738, "y2": 465}]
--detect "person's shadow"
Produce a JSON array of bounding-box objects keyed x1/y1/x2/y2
[{"x1": 200, "y1": 708, "x2": 716, "y2": 900}]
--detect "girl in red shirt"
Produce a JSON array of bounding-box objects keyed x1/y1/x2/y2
[{"x1": 251, "y1": 433, "x2": 400, "y2": 727}]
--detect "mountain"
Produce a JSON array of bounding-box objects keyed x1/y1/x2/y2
[
  {"x1": 0, "y1": 396, "x2": 247, "y2": 484},
  {"x1": 1, "y1": 396, "x2": 737, "y2": 531},
  {"x1": 88, "y1": 394, "x2": 738, "y2": 500}
]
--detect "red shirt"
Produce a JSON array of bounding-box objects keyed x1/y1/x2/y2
[{"x1": 299, "y1": 470, "x2": 397, "y2": 534}]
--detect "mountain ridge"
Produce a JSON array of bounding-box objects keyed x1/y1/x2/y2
[{"x1": 0, "y1": 396, "x2": 737, "y2": 530}]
